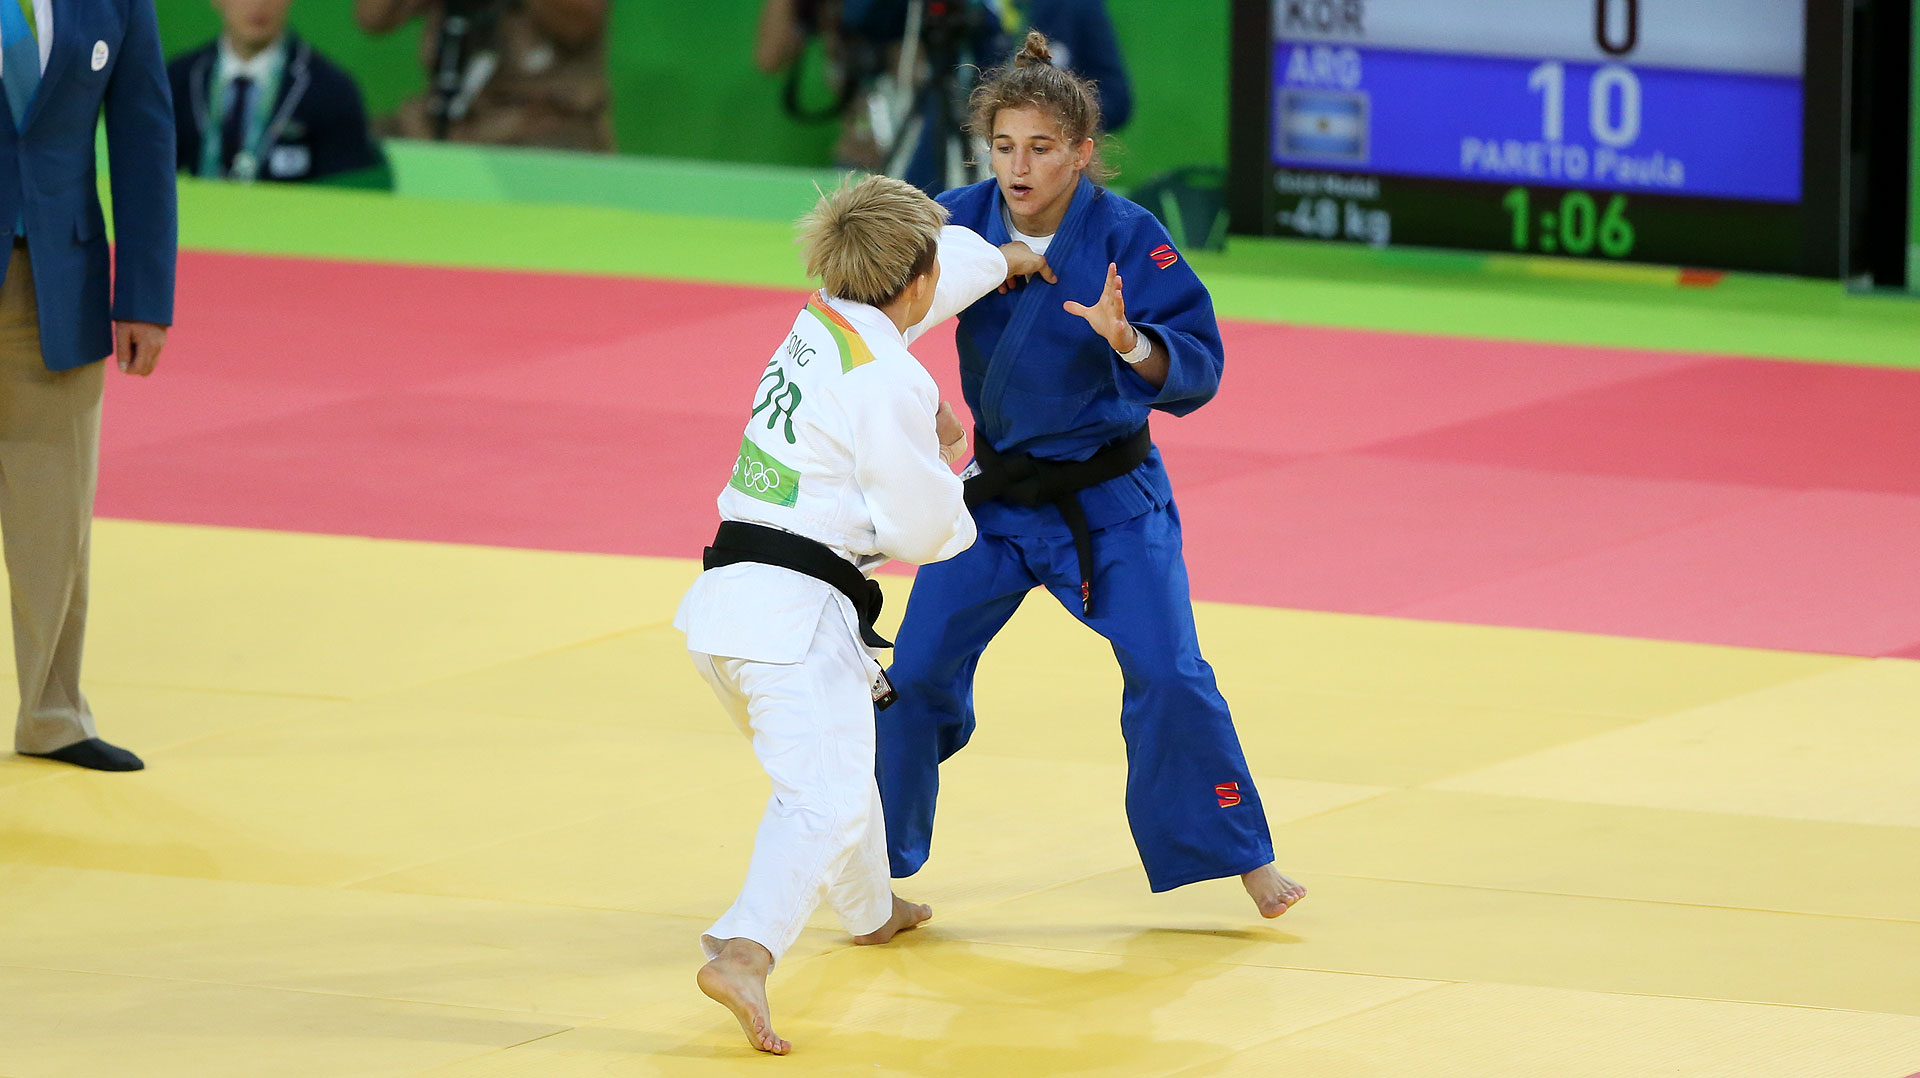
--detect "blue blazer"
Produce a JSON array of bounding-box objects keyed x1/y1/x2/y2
[
  {"x1": 170, "y1": 33, "x2": 385, "y2": 184},
  {"x1": 0, "y1": 0, "x2": 177, "y2": 371}
]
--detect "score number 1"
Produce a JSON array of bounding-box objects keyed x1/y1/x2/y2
[{"x1": 1503, "y1": 188, "x2": 1635, "y2": 258}]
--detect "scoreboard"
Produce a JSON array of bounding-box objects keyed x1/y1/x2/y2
[
  {"x1": 1229, "y1": 0, "x2": 1848, "y2": 275},
  {"x1": 1912, "y1": 0, "x2": 1920, "y2": 289}
]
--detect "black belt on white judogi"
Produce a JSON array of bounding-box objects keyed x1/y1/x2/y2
[{"x1": 702, "y1": 521, "x2": 893, "y2": 650}]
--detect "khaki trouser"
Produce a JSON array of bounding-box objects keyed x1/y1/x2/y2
[{"x1": 0, "y1": 243, "x2": 103, "y2": 754}]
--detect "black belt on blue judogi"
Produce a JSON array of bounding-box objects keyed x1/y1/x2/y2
[
  {"x1": 702, "y1": 521, "x2": 893, "y2": 650},
  {"x1": 963, "y1": 422, "x2": 1152, "y2": 618}
]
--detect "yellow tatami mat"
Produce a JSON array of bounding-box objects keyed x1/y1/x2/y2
[{"x1": 2, "y1": 520, "x2": 1917, "y2": 1076}]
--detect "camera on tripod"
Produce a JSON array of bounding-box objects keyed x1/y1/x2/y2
[
  {"x1": 429, "y1": 0, "x2": 510, "y2": 138},
  {"x1": 776, "y1": 0, "x2": 1004, "y2": 190},
  {"x1": 885, "y1": 0, "x2": 1003, "y2": 190},
  {"x1": 915, "y1": 0, "x2": 983, "y2": 61}
]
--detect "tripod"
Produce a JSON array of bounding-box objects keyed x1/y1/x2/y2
[
  {"x1": 873, "y1": 0, "x2": 990, "y2": 192},
  {"x1": 428, "y1": 0, "x2": 506, "y2": 139}
]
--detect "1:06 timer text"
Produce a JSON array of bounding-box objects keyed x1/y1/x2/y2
[{"x1": 1501, "y1": 187, "x2": 1635, "y2": 257}]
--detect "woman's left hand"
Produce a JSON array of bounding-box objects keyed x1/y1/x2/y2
[{"x1": 1063, "y1": 262, "x2": 1138, "y2": 354}]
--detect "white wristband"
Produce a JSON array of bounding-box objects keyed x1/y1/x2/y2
[{"x1": 1117, "y1": 326, "x2": 1152, "y2": 365}]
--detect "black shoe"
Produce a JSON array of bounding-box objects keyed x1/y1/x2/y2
[{"x1": 22, "y1": 738, "x2": 145, "y2": 772}]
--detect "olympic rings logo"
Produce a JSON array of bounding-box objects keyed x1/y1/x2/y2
[{"x1": 735, "y1": 457, "x2": 784, "y2": 494}]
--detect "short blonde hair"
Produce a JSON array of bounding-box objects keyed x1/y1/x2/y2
[{"x1": 798, "y1": 174, "x2": 947, "y2": 308}]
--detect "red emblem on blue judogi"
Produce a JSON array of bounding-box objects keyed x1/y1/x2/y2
[
  {"x1": 1215, "y1": 782, "x2": 1241, "y2": 808},
  {"x1": 1150, "y1": 244, "x2": 1179, "y2": 270}
]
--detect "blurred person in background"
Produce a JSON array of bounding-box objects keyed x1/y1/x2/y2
[
  {"x1": 756, "y1": 0, "x2": 1128, "y2": 193},
  {"x1": 1005, "y1": 0, "x2": 1129, "y2": 131},
  {"x1": 3, "y1": 0, "x2": 176, "y2": 772},
  {"x1": 755, "y1": 0, "x2": 887, "y2": 172},
  {"x1": 169, "y1": 0, "x2": 389, "y2": 185},
  {"x1": 355, "y1": 0, "x2": 613, "y2": 152}
]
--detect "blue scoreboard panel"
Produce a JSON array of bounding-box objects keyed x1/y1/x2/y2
[{"x1": 1229, "y1": 0, "x2": 1847, "y2": 275}]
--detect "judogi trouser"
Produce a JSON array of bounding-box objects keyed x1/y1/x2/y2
[
  {"x1": 877, "y1": 501, "x2": 1276, "y2": 893},
  {"x1": 693, "y1": 601, "x2": 894, "y2": 965},
  {"x1": 0, "y1": 244, "x2": 104, "y2": 756}
]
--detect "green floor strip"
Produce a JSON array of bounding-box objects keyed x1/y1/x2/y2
[
  {"x1": 385, "y1": 140, "x2": 842, "y2": 223},
  {"x1": 176, "y1": 180, "x2": 1920, "y2": 371}
]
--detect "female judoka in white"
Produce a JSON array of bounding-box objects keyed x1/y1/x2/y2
[{"x1": 674, "y1": 175, "x2": 1052, "y2": 1054}]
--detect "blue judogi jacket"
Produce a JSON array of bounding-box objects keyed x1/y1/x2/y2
[{"x1": 937, "y1": 176, "x2": 1225, "y2": 537}]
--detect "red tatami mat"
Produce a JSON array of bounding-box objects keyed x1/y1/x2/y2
[
  {"x1": 1371, "y1": 360, "x2": 1920, "y2": 494},
  {"x1": 1161, "y1": 453, "x2": 1776, "y2": 615},
  {"x1": 1389, "y1": 490, "x2": 1920, "y2": 657},
  {"x1": 98, "y1": 251, "x2": 1920, "y2": 658},
  {"x1": 1183, "y1": 323, "x2": 1702, "y2": 455}
]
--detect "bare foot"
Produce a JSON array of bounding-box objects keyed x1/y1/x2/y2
[
  {"x1": 697, "y1": 939, "x2": 791, "y2": 1055},
  {"x1": 1242, "y1": 863, "x2": 1307, "y2": 918},
  {"x1": 852, "y1": 893, "x2": 933, "y2": 946}
]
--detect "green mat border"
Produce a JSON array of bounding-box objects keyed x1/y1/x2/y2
[{"x1": 174, "y1": 178, "x2": 1920, "y2": 372}]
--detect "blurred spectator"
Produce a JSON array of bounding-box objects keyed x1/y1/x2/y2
[
  {"x1": 169, "y1": 0, "x2": 390, "y2": 186},
  {"x1": 756, "y1": 0, "x2": 1129, "y2": 193},
  {"x1": 356, "y1": 0, "x2": 613, "y2": 152},
  {"x1": 757, "y1": 0, "x2": 1007, "y2": 189},
  {"x1": 1010, "y1": 0, "x2": 1131, "y2": 131},
  {"x1": 755, "y1": 0, "x2": 886, "y2": 172}
]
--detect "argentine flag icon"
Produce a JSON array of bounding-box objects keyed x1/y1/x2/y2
[{"x1": 1277, "y1": 89, "x2": 1369, "y2": 164}]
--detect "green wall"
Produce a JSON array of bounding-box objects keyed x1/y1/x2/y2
[
  {"x1": 154, "y1": 2, "x2": 423, "y2": 113},
  {"x1": 1103, "y1": 0, "x2": 1230, "y2": 185},
  {"x1": 154, "y1": 0, "x2": 1229, "y2": 187}
]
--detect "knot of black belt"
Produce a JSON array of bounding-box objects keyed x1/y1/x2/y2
[
  {"x1": 964, "y1": 423, "x2": 1152, "y2": 617},
  {"x1": 703, "y1": 521, "x2": 893, "y2": 649}
]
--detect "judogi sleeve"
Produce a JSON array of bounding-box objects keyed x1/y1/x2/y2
[
  {"x1": 906, "y1": 225, "x2": 1008, "y2": 344},
  {"x1": 842, "y1": 369, "x2": 978, "y2": 565},
  {"x1": 1111, "y1": 214, "x2": 1226, "y2": 418}
]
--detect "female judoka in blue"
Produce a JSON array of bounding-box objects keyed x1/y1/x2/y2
[{"x1": 875, "y1": 31, "x2": 1307, "y2": 917}]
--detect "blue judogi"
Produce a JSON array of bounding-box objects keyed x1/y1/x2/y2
[{"x1": 876, "y1": 176, "x2": 1275, "y2": 892}]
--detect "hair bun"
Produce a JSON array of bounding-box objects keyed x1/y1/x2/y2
[{"x1": 1016, "y1": 30, "x2": 1053, "y2": 66}]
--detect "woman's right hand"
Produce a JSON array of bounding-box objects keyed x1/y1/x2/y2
[{"x1": 998, "y1": 242, "x2": 1057, "y2": 293}]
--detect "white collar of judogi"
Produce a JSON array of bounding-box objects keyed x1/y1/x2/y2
[{"x1": 820, "y1": 293, "x2": 907, "y2": 351}]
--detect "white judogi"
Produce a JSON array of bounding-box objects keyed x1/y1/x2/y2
[{"x1": 676, "y1": 226, "x2": 1007, "y2": 964}]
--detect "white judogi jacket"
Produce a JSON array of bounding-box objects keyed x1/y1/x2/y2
[{"x1": 676, "y1": 226, "x2": 1008, "y2": 667}]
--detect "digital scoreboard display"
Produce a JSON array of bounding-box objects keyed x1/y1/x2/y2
[{"x1": 1229, "y1": 0, "x2": 1846, "y2": 275}]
